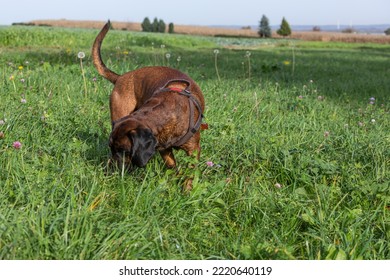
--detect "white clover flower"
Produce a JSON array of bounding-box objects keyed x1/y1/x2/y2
[
  {"x1": 274, "y1": 183, "x2": 282, "y2": 189},
  {"x1": 77, "y1": 52, "x2": 85, "y2": 59}
]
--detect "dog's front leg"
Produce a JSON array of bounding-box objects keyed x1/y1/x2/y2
[{"x1": 159, "y1": 148, "x2": 176, "y2": 168}]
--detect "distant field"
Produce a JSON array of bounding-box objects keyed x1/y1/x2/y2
[
  {"x1": 0, "y1": 25, "x2": 389, "y2": 260},
  {"x1": 27, "y1": 19, "x2": 390, "y2": 44}
]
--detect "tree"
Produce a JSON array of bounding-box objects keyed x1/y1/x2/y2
[
  {"x1": 168, "y1": 22, "x2": 175, "y2": 34},
  {"x1": 158, "y1": 19, "x2": 166, "y2": 33},
  {"x1": 384, "y1": 28, "x2": 390, "y2": 36},
  {"x1": 277, "y1": 17, "x2": 292, "y2": 37},
  {"x1": 141, "y1": 17, "x2": 152, "y2": 32},
  {"x1": 152, "y1": 18, "x2": 159, "y2": 32},
  {"x1": 258, "y1": 15, "x2": 272, "y2": 38}
]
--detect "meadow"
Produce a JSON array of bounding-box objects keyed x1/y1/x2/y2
[{"x1": 0, "y1": 25, "x2": 389, "y2": 260}]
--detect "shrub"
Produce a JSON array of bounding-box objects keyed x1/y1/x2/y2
[
  {"x1": 385, "y1": 28, "x2": 390, "y2": 35},
  {"x1": 312, "y1": 26, "x2": 321, "y2": 32}
]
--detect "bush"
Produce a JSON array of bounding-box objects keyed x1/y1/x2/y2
[
  {"x1": 342, "y1": 28, "x2": 356, "y2": 34},
  {"x1": 312, "y1": 26, "x2": 321, "y2": 32},
  {"x1": 385, "y1": 28, "x2": 390, "y2": 36}
]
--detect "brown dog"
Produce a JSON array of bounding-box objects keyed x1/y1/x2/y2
[{"x1": 92, "y1": 21, "x2": 205, "y2": 169}]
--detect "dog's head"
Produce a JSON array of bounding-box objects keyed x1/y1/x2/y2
[{"x1": 109, "y1": 121, "x2": 157, "y2": 168}]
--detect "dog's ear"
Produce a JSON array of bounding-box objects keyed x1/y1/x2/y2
[{"x1": 128, "y1": 128, "x2": 157, "y2": 167}]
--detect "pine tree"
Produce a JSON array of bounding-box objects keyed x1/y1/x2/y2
[
  {"x1": 141, "y1": 17, "x2": 152, "y2": 32},
  {"x1": 258, "y1": 15, "x2": 272, "y2": 38},
  {"x1": 158, "y1": 19, "x2": 166, "y2": 33},
  {"x1": 152, "y1": 18, "x2": 159, "y2": 32},
  {"x1": 168, "y1": 22, "x2": 175, "y2": 34},
  {"x1": 277, "y1": 17, "x2": 292, "y2": 37}
]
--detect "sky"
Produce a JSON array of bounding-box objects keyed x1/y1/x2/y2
[{"x1": 2, "y1": 0, "x2": 389, "y2": 27}]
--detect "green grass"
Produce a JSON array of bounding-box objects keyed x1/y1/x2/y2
[{"x1": 0, "y1": 26, "x2": 389, "y2": 260}]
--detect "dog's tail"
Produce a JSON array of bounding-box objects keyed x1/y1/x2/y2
[{"x1": 92, "y1": 20, "x2": 119, "y2": 84}]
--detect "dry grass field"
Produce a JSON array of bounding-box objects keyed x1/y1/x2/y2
[{"x1": 28, "y1": 19, "x2": 390, "y2": 44}]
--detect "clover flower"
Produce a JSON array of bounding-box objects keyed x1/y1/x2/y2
[
  {"x1": 13, "y1": 141, "x2": 22, "y2": 149},
  {"x1": 274, "y1": 183, "x2": 282, "y2": 189},
  {"x1": 206, "y1": 161, "x2": 214, "y2": 167},
  {"x1": 324, "y1": 131, "x2": 330, "y2": 138},
  {"x1": 21, "y1": 98, "x2": 27, "y2": 104}
]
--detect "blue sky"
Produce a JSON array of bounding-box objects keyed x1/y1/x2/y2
[{"x1": 2, "y1": 0, "x2": 389, "y2": 26}]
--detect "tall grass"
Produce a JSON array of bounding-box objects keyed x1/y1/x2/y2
[{"x1": 0, "y1": 26, "x2": 389, "y2": 259}]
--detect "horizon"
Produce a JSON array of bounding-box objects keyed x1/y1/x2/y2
[{"x1": 2, "y1": 0, "x2": 389, "y2": 27}]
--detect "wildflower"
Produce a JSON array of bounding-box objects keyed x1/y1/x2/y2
[
  {"x1": 176, "y1": 56, "x2": 181, "y2": 62},
  {"x1": 245, "y1": 51, "x2": 251, "y2": 58},
  {"x1": 77, "y1": 52, "x2": 85, "y2": 59},
  {"x1": 317, "y1": 95, "x2": 324, "y2": 101},
  {"x1": 92, "y1": 77, "x2": 97, "y2": 82},
  {"x1": 123, "y1": 51, "x2": 129, "y2": 55},
  {"x1": 20, "y1": 78, "x2": 25, "y2": 83},
  {"x1": 21, "y1": 98, "x2": 27, "y2": 103},
  {"x1": 274, "y1": 183, "x2": 282, "y2": 189},
  {"x1": 160, "y1": 44, "x2": 165, "y2": 49},
  {"x1": 369, "y1": 97, "x2": 375, "y2": 102},
  {"x1": 165, "y1": 53, "x2": 171, "y2": 59},
  {"x1": 13, "y1": 141, "x2": 22, "y2": 149},
  {"x1": 9, "y1": 75, "x2": 15, "y2": 81},
  {"x1": 213, "y1": 49, "x2": 219, "y2": 55},
  {"x1": 18, "y1": 66, "x2": 23, "y2": 70},
  {"x1": 41, "y1": 111, "x2": 49, "y2": 122},
  {"x1": 0, "y1": 120, "x2": 5, "y2": 125},
  {"x1": 371, "y1": 119, "x2": 376, "y2": 124},
  {"x1": 324, "y1": 131, "x2": 330, "y2": 137},
  {"x1": 206, "y1": 161, "x2": 214, "y2": 167},
  {"x1": 283, "y1": 60, "x2": 291, "y2": 65},
  {"x1": 358, "y1": 121, "x2": 365, "y2": 127},
  {"x1": 309, "y1": 80, "x2": 314, "y2": 83},
  {"x1": 298, "y1": 95, "x2": 303, "y2": 99}
]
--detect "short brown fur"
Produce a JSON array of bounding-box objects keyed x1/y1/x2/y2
[{"x1": 92, "y1": 21, "x2": 205, "y2": 169}]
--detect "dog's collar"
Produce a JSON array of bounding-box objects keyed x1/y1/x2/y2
[{"x1": 156, "y1": 79, "x2": 204, "y2": 148}]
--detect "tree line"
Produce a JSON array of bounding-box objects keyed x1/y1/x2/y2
[
  {"x1": 140, "y1": 15, "x2": 291, "y2": 37},
  {"x1": 141, "y1": 17, "x2": 174, "y2": 33}
]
